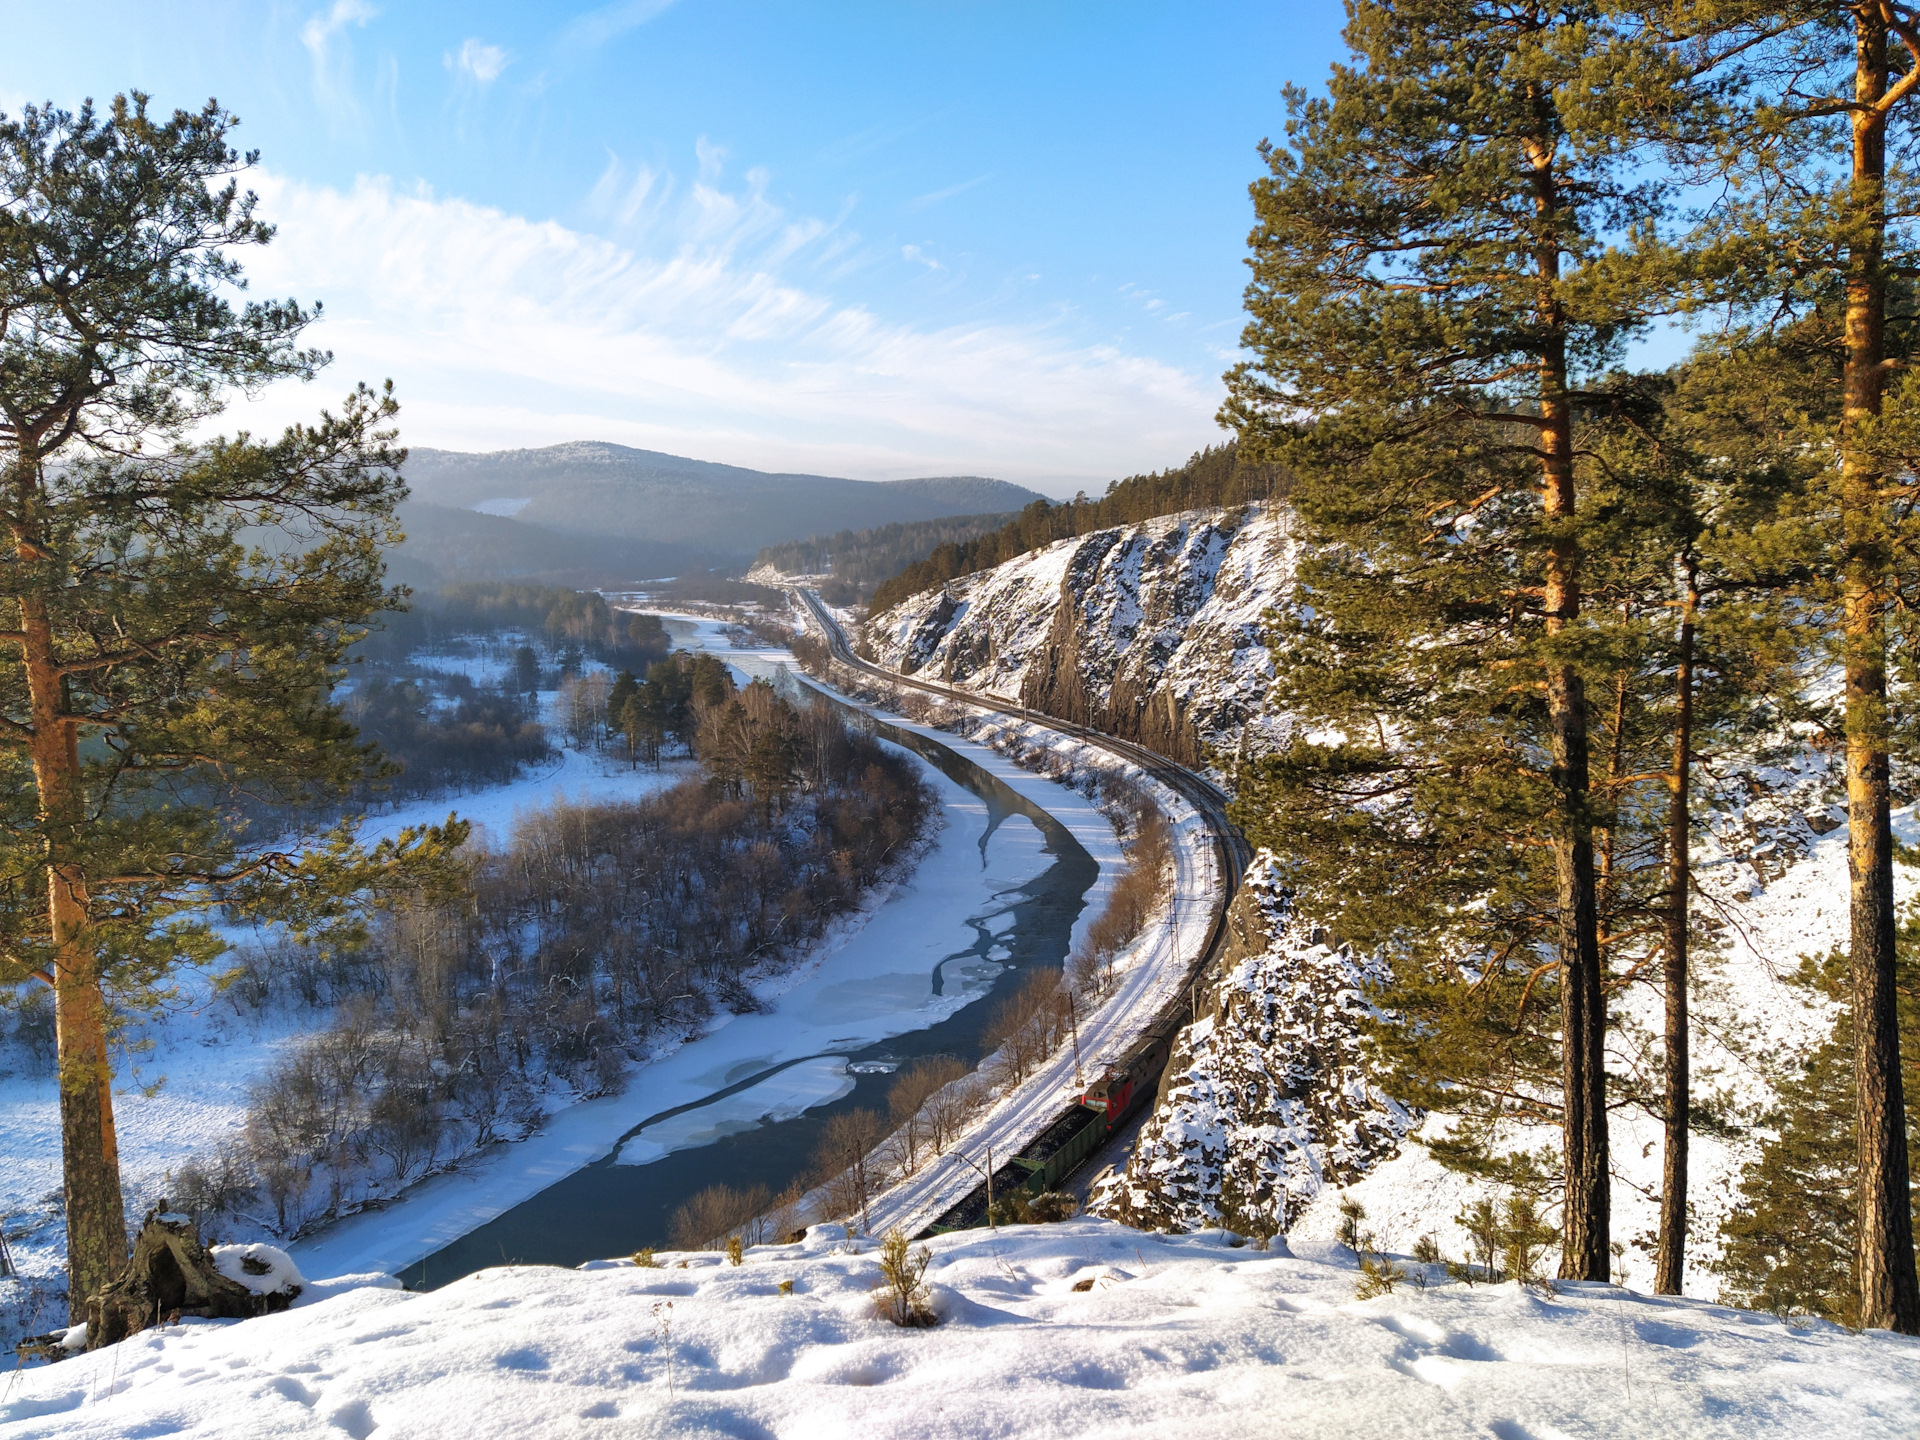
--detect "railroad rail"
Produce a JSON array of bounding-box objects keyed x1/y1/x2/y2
[{"x1": 788, "y1": 589, "x2": 1253, "y2": 1230}]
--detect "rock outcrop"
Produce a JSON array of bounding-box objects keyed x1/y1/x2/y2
[
  {"x1": 1095, "y1": 853, "x2": 1416, "y2": 1235},
  {"x1": 868, "y1": 505, "x2": 1294, "y2": 772}
]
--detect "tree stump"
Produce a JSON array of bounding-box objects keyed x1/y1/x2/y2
[{"x1": 88, "y1": 1207, "x2": 297, "y2": 1348}]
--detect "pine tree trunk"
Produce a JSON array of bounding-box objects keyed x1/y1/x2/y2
[
  {"x1": 1844, "y1": 17, "x2": 1920, "y2": 1335},
  {"x1": 1656, "y1": 563, "x2": 1697, "y2": 1296},
  {"x1": 1541, "y1": 369, "x2": 1608, "y2": 1282},
  {"x1": 1530, "y1": 115, "x2": 1608, "y2": 1281},
  {"x1": 20, "y1": 583, "x2": 128, "y2": 1323}
]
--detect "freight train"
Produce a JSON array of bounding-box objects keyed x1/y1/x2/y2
[{"x1": 919, "y1": 1010, "x2": 1184, "y2": 1234}]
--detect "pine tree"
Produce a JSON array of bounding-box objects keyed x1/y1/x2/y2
[
  {"x1": 1220, "y1": 0, "x2": 1698, "y2": 1279},
  {"x1": 1646, "y1": 0, "x2": 1920, "y2": 1332},
  {"x1": 1638, "y1": 329, "x2": 1841, "y2": 1292},
  {"x1": 1718, "y1": 925, "x2": 1920, "y2": 1323},
  {"x1": 0, "y1": 94, "x2": 461, "y2": 1322}
]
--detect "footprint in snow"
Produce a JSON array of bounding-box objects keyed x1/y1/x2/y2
[
  {"x1": 267, "y1": 1375, "x2": 319, "y2": 1408},
  {"x1": 329, "y1": 1399, "x2": 378, "y2": 1439}
]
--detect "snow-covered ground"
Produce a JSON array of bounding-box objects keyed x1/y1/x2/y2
[
  {"x1": 1274, "y1": 765, "x2": 1915, "y2": 1299},
  {"x1": 5, "y1": 1218, "x2": 1914, "y2": 1439}
]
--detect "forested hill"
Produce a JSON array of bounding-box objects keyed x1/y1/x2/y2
[
  {"x1": 403, "y1": 442, "x2": 1046, "y2": 559},
  {"x1": 749, "y1": 512, "x2": 1021, "y2": 599},
  {"x1": 867, "y1": 444, "x2": 1287, "y2": 614}
]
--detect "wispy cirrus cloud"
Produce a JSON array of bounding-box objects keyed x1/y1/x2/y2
[
  {"x1": 906, "y1": 174, "x2": 991, "y2": 210},
  {"x1": 449, "y1": 38, "x2": 510, "y2": 84},
  {"x1": 301, "y1": 0, "x2": 378, "y2": 130},
  {"x1": 228, "y1": 156, "x2": 1221, "y2": 491},
  {"x1": 558, "y1": 0, "x2": 680, "y2": 53}
]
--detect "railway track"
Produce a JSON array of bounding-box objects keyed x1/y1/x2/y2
[{"x1": 788, "y1": 589, "x2": 1252, "y2": 1232}]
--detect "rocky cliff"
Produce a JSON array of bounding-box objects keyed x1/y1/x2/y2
[
  {"x1": 866, "y1": 505, "x2": 1293, "y2": 771},
  {"x1": 1094, "y1": 853, "x2": 1417, "y2": 1235}
]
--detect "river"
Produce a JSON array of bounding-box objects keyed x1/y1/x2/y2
[{"x1": 390, "y1": 620, "x2": 1098, "y2": 1286}]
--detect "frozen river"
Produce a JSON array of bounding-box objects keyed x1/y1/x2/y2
[{"x1": 291, "y1": 618, "x2": 1101, "y2": 1285}]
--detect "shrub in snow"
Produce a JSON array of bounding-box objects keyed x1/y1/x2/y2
[
  {"x1": 1500, "y1": 1194, "x2": 1557, "y2": 1289},
  {"x1": 1458, "y1": 1198, "x2": 1503, "y2": 1283},
  {"x1": 872, "y1": 1229, "x2": 937, "y2": 1327},
  {"x1": 1337, "y1": 1196, "x2": 1366, "y2": 1251},
  {"x1": 1354, "y1": 1253, "x2": 1406, "y2": 1299}
]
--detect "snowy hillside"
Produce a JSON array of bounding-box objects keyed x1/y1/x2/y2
[
  {"x1": 1103, "y1": 773, "x2": 1900, "y2": 1300},
  {"x1": 864, "y1": 504, "x2": 1889, "y2": 1304},
  {"x1": 867, "y1": 504, "x2": 1293, "y2": 771},
  {"x1": 1099, "y1": 854, "x2": 1417, "y2": 1238},
  {"x1": 3, "y1": 1219, "x2": 1912, "y2": 1439}
]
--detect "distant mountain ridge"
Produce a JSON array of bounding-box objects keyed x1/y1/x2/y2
[
  {"x1": 386, "y1": 500, "x2": 712, "y2": 592},
  {"x1": 402, "y1": 442, "x2": 1045, "y2": 560}
]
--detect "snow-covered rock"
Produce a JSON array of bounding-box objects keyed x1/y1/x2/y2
[
  {"x1": 1098, "y1": 852, "x2": 1417, "y2": 1234},
  {"x1": 3, "y1": 1220, "x2": 1912, "y2": 1438},
  {"x1": 868, "y1": 505, "x2": 1294, "y2": 771}
]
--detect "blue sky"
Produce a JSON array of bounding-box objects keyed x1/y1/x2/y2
[{"x1": 2, "y1": 2, "x2": 1349, "y2": 494}]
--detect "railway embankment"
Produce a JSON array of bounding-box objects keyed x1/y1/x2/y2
[{"x1": 788, "y1": 588, "x2": 1243, "y2": 1236}]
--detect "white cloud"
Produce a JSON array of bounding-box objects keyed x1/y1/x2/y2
[
  {"x1": 450, "y1": 39, "x2": 510, "y2": 84},
  {"x1": 558, "y1": 0, "x2": 680, "y2": 52},
  {"x1": 901, "y1": 244, "x2": 944, "y2": 272},
  {"x1": 301, "y1": 0, "x2": 376, "y2": 54},
  {"x1": 226, "y1": 167, "x2": 1223, "y2": 492},
  {"x1": 301, "y1": 0, "x2": 378, "y2": 130},
  {"x1": 906, "y1": 174, "x2": 991, "y2": 210}
]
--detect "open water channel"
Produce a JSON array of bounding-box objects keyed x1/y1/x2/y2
[{"x1": 394, "y1": 623, "x2": 1097, "y2": 1287}]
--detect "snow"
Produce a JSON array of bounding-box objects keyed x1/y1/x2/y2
[
  {"x1": 1277, "y1": 775, "x2": 1920, "y2": 1297},
  {"x1": 210, "y1": 1243, "x2": 305, "y2": 1299},
  {"x1": 0, "y1": 723, "x2": 699, "y2": 1305},
  {"x1": 613, "y1": 1058, "x2": 857, "y2": 1167},
  {"x1": 793, "y1": 691, "x2": 1221, "y2": 1237},
  {"x1": 350, "y1": 743, "x2": 693, "y2": 850},
  {"x1": 1, "y1": 610, "x2": 1129, "y2": 1313},
  {"x1": 3, "y1": 1219, "x2": 1914, "y2": 1438},
  {"x1": 867, "y1": 503, "x2": 1900, "y2": 1304},
  {"x1": 869, "y1": 505, "x2": 1298, "y2": 771}
]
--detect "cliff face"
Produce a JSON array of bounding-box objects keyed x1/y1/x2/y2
[
  {"x1": 867, "y1": 505, "x2": 1294, "y2": 770},
  {"x1": 1094, "y1": 854, "x2": 1417, "y2": 1235}
]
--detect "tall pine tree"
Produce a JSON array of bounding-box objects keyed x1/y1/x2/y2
[
  {"x1": 0, "y1": 95, "x2": 462, "y2": 1323},
  {"x1": 1642, "y1": 0, "x2": 1920, "y2": 1330},
  {"x1": 1220, "y1": 0, "x2": 1699, "y2": 1278}
]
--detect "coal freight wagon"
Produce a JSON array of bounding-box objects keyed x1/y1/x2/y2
[{"x1": 919, "y1": 1012, "x2": 1185, "y2": 1235}]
